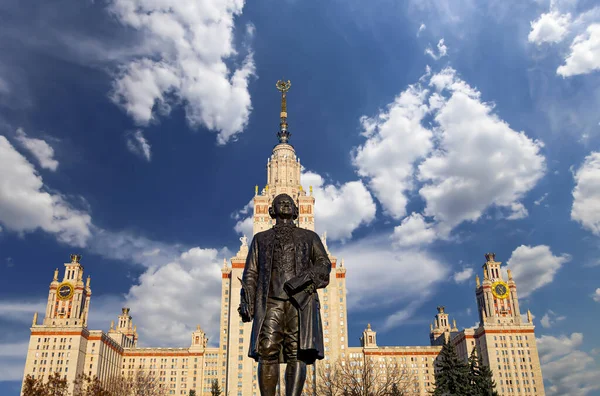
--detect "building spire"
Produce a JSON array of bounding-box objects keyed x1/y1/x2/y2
[{"x1": 276, "y1": 79, "x2": 292, "y2": 144}]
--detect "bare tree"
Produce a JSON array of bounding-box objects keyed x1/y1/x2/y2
[
  {"x1": 23, "y1": 374, "x2": 48, "y2": 396},
  {"x1": 304, "y1": 358, "x2": 416, "y2": 396},
  {"x1": 22, "y1": 373, "x2": 70, "y2": 396},
  {"x1": 104, "y1": 371, "x2": 166, "y2": 396},
  {"x1": 72, "y1": 373, "x2": 111, "y2": 396}
]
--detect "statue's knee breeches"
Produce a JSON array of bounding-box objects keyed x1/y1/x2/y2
[{"x1": 258, "y1": 298, "x2": 299, "y2": 363}]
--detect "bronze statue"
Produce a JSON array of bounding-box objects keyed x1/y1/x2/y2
[{"x1": 238, "y1": 193, "x2": 332, "y2": 396}]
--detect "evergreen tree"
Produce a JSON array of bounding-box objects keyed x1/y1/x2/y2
[
  {"x1": 467, "y1": 347, "x2": 499, "y2": 396},
  {"x1": 210, "y1": 379, "x2": 222, "y2": 396},
  {"x1": 432, "y1": 339, "x2": 471, "y2": 395},
  {"x1": 468, "y1": 348, "x2": 479, "y2": 391},
  {"x1": 470, "y1": 348, "x2": 498, "y2": 396}
]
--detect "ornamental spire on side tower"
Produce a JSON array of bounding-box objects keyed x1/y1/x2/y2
[{"x1": 276, "y1": 79, "x2": 292, "y2": 144}]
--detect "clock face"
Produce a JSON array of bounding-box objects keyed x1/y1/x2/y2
[
  {"x1": 492, "y1": 281, "x2": 509, "y2": 299},
  {"x1": 57, "y1": 283, "x2": 74, "y2": 300}
]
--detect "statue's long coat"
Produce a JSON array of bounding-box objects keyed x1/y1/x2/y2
[{"x1": 241, "y1": 226, "x2": 332, "y2": 364}]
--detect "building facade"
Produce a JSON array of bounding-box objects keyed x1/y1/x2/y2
[{"x1": 21, "y1": 86, "x2": 545, "y2": 396}]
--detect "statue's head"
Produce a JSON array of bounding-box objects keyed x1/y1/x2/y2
[{"x1": 269, "y1": 194, "x2": 298, "y2": 220}]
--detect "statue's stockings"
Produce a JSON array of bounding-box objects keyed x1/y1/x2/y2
[{"x1": 258, "y1": 361, "x2": 307, "y2": 396}]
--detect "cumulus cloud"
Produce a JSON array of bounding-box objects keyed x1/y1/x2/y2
[
  {"x1": 417, "y1": 23, "x2": 426, "y2": 36},
  {"x1": 335, "y1": 235, "x2": 449, "y2": 330},
  {"x1": 0, "y1": 136, "x2": 91, "y2": 246},
  {"x1": 125, "y1": 247, "x2": 225, "y2": 346},
  {"x1": 353, "y1": 83, "x2": 433, "y2": 219},
  {"x1": 354, "y1": 67, "x2": 545, "y2": 242},
  {"x1": 540, "y1": 309, "x2": 566, "y2": 328},
  {"x1": 425, "y1": 39, "x2": 448, "y2": 60},
  {"x1": 557, "y1": 24, "x2": 600, "y2": 77},
  {"x1": 528, "y1": 11, "x2": 572, "y2": 44},
  {"x1": 571, "y1": 152, "x2": 600, "y2": 235},
  {"x1": 506, "y1": 245, "x2": 571, "y2": 298},
  {"x1": 301, "y1": 171, "x2": 376, "y2": 241},
  {"x1": 592, "y1": 288, "x2": 600, "y2": 302},
  {"x1": 15, "y1": 128, "x2": 59, "y2": 171},
  {"x1": 453, "y1": 267, "x2": 473, "y2": 283},
  {"x1": 108, "y1": 0, "x2": 255, "y2": 144},
  {"x1": 392, "y1": 213, "x2": 437, "y2": 248},
  {"x1": 232, "y1": 171, "x2": 376, "y2": 242},
  {"x1": 538, "y1": 333, "x2": 600, "y2": 395},
  {"x1": 418, "y1": 68, "x2": 545, "y2": 235},
  {"x1": 126, "y1": 129, "x2": 151, "y2": 161}
]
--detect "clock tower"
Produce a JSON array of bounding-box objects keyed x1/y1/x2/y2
[
  {"x1": 476, "y1": 253, "x2": 521, "y2": 326},
  {"x1": 43, "y1": 254, "x2": 91, "y2": 327}
]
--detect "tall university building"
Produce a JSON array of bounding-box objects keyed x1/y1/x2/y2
[{"x1": 21, "y1": 84, "x2": 545, "y2": 395}]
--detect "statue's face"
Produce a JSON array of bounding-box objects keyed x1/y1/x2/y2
[{"x1": 272, "y1": 194, "x2": 296, "y2": 219}]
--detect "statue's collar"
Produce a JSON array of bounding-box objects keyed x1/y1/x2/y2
[{"x1": 273, "y1": 222, "x2": 296, "y2": 230}]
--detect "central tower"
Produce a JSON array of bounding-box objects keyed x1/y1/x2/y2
[
  {"x1": 221, "y1": 81, "x2": 348, "y2": 396},
  {"x1": 253, "y1": 80, "x2": 315, "y2": 235}
]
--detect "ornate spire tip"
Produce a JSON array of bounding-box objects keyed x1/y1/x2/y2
[{"x1": 276, "y1": 79, "x2": 292, "y2": 144}]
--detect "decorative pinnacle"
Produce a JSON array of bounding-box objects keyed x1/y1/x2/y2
[{"x1": 276, "y1": 79, "x2": 292, "y2": 144}]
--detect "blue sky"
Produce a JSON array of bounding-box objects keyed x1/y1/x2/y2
[{"x1": 1, "y1": 0, "x2": 600, "y2": 394}]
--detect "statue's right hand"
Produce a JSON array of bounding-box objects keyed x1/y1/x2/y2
[{"x1": 238, "y1": 303, "x2": 252, "y2": 322}]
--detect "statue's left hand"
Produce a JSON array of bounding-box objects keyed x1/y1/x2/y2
[{"x1": 238, "y1": 303, "x2": 252, "y2": 322}]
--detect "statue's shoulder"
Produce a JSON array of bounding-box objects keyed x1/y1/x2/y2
[{"x1": 253, "y1": 229, "x2": 274, "y2": 241}]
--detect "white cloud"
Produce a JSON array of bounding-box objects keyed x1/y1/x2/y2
[
  {"x1": 540, "y1": 309, "x2": 567, "y2": 328},
  {"x1": 453, "y1": 267, "x2": 473, "y2": 283},
  {"x1": 335, "y1": 234, "x2": 449, "y2": 330},
  {"x1": 232, "y1": 199, "x2": 254, "y2": 238},
  {"x1": 354, "y1": 67, "x2": 545, "y2": 242},
  {"x1": 528, "y1": 11, "x2": 572, "y2": 44},
  {"x1": 417, "y1": 23, "x2": 426, "y2": 36},
  {"x1": 418, "y1": 68, "x2": 545, "y2": 236},
  {"x1": 108, "y1": 0, "x2": 255, "y2": 145},
  {"x1": 534, "y1": 192, "x2": 549, "y2": 205},
  {"x1": 391, "y1": 213, "x2": 437, "y2": 248},
  {"x1": 126, "y1": 129, "x2": 151, "y2": 161},
  {"x1": 506, "y1": 245, "x2": 571, "y2": 298},
  {"x1": 0, "y1": 341, "x2": 29, "y2": 381},
  {"x1": 88, "y1": 227, "x2": 185, "y2": 268},
  {"x1": 0, "y1": 300, "x2": 46, "y2": 323},
  {"x1": 15, "y1": 128, "x2": 59, "y2": 171},
  {"x1": 571, "y1": 152, "x2": 600, "y2": 235},
  {"x1": 538, "y1": 333, "x2": 600, "y2": 396},
  {"x1": 558, "y1": 24, "x2": 600, "y2": 77},
  {"x1": 232, "y1": 171, "x2": 377, "y2": 242},
  {"x1": 0, "y1": 341, "x2": 29, "y2": 359},
  {"x1": 125, "y1": 247, "x2": 225, "y2": 346},
  {"x1": 425, "y1": 39, "x2": 448, "y2": 60},
  {"x1": 521, "y1": 312, "x2": 535, "y2": 323},
  {"x1": 592, "y1": 288, "x2": 600, "y2": 302},
  {"x1": 301, "y1": 171, "x2": 376, "y2": 241},
  {"x1": 352, "y1": 82, "x2": 433, "y2": 219},
  {"x1": 0, "y1": 136, "x2": 91, "y2": 246}
]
